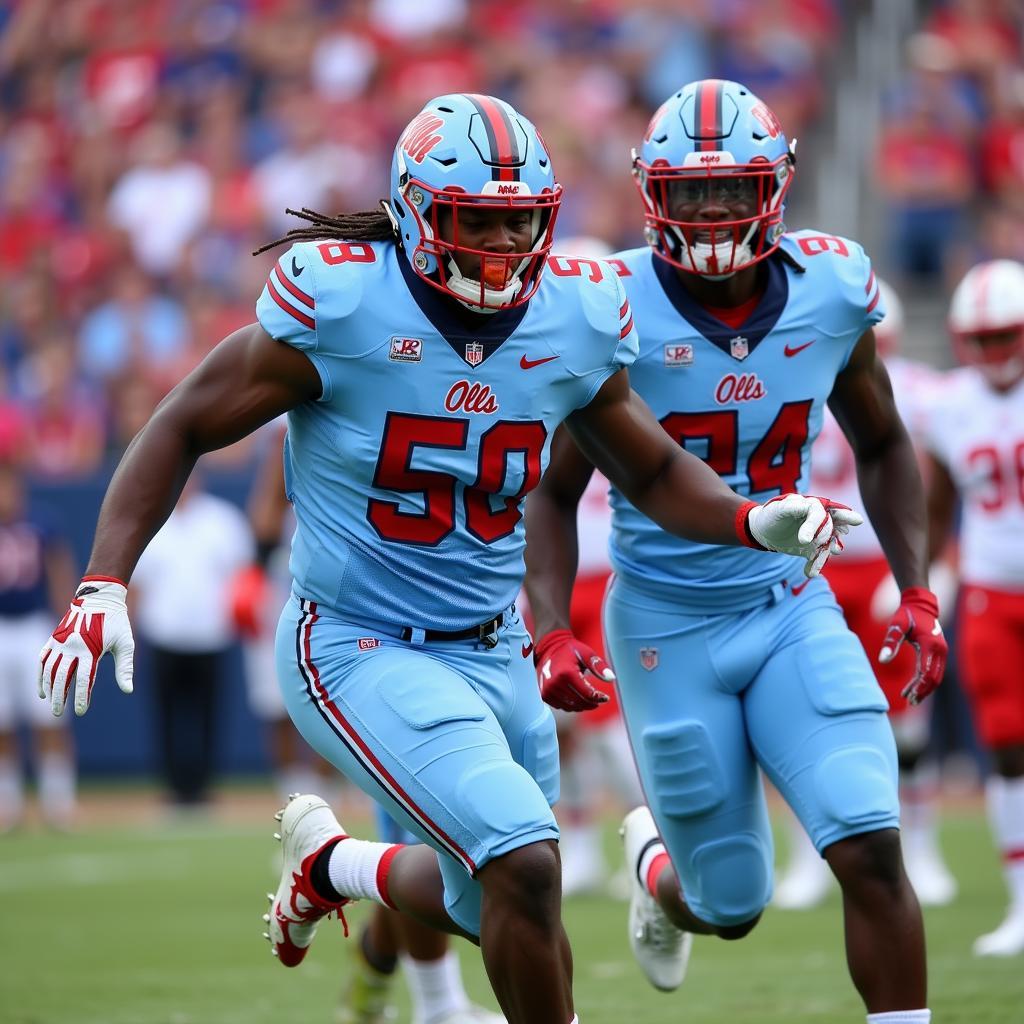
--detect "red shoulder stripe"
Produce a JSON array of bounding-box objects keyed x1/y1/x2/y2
[
  {"x1": 273, "y1": 264, "x2": 314, "y2": 308},
  {"x1": 267, "y1": 275, "x2": 315, "y2": 330}
]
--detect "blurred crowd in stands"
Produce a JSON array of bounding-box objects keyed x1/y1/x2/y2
[
  {"x1": 0, "y1": 0, "x2": 1021, "y2": 484},
  {"x1": 0, "y1": 0, "x2": 841, "y2": 480},
  {"x1": 878, "y1": 1, "x2": 1024, "y2": 285}
]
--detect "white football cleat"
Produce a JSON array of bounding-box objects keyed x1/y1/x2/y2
[
  {"x1": 904, "y1": 843, "x2": 957, "y2": 907},
  {"x1": 264, "y1": 794, "x2": 350, "y2": 967},
  {"x1": 973, "y1": 906, "x2": 1024, "y2": 957},
  {"x1": 621, "y1": 806, "x2": 692, "y2": 992}
]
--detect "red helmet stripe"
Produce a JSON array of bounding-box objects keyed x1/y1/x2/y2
[
  {"x1": 466, "y1": 94, "x2": 520, "y2": 181},
  {"x1": 695, "y1": 80, "x2": 722, "y2": 152}
]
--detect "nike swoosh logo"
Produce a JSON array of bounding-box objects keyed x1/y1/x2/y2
[
  {"x1": 784, "y1": 340, "x2": 814, "y2": 357},
  {"x1": 520, "y1": 354, "x2": 558, "y2": 370},
  {"x1": 291, "y1": 257, "x2": 305, "y2": 277},
  {"x1": 791, "y1": 579, "x2": 811, "y2": 596},
  {"x1": 522, "y1": 641, "x2": 534, "y2": 658}
]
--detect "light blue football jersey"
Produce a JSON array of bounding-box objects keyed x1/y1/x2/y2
[
  {"x1": 256, "y1": 243, "x2": 636, "y2": 631},
  {"x1": 606, "y1": 231, "x2": 885, "y2": 610}
]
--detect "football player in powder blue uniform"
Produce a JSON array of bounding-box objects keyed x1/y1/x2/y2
[
  {"x1": 525, "y1": 80, "x2": 947, "y2": 1024},
  {"x1": 38, "y1": 93, "x2": 853, "y2": 1024}
]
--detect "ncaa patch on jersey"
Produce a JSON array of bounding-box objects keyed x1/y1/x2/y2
[
  {"x1": 389, "y1": 336, "x2": 423, "y2": 362},
  {"x1": 664, "y1": 343, "x2": 694, "y2": 367}
]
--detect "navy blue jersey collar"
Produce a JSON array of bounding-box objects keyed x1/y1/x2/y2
[
  {"x1": 652, "y1": 250, "x2": 791, "y2": 359},
  {"x1": 397, "y1": 251, "x2": 529, "y2": 366}
]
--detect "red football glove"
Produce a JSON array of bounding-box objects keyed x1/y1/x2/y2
[
  {"x1": 533, "y1": 629, "x2": 614, "y2": 713},
  {"x1": 878, "y1": 587, "x2": 948, "y2": 705},
  {"x1": 228, "y1": 565, "x2": 269, "y2": 638}
]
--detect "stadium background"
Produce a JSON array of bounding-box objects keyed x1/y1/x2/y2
[
  {"x1": 4, "y1": 4, "x2": 1024, "y2": 1024},
  {"x1": 0, "y1": 0, "x2": 1019, "y2": 779}
]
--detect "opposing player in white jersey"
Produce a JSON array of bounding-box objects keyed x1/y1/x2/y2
[
  {"x1": 924, "y1": 259, "x2": 1024, "y2": 957},
  {"x1": 776, "y1": 280, "x2": 957, "y2": 910},
  {"x1": 525, "y1": 80, "x2": 946, "y2": 1024},
  {"x1": 36, "y1": 94, "x2": 855, "y2": 1024},
  {"x1": 0, "y1": 460, "x2": 77, "y2": 831}
]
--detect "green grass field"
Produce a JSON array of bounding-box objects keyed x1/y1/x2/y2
[{"x1": 2, "y1": 791, "x2": 1021, "y2": 1024}]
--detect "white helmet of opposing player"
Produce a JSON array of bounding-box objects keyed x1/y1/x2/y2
[{"x1": 949, "y1": 259, "x2": 1024, "y2": 389}]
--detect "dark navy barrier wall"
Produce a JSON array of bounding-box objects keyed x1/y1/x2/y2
[{"x1": 31, "y1": 463, "x2": 270, "y2": 778}]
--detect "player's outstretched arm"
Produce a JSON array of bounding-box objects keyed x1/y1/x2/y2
[
  {"x1": 565, "y1": 369, "x2": 852, "y2": 565},
  {"x1": 39, "y1": 324, "x2": 321, "y2": 716},
  {"x1": 829, "y1": 328, "x2": 947, "y2": 703}
]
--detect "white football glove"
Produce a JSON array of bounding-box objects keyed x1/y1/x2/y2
[
  {"x1": 744, "y1": 494, "x2": 863, "y2": 578},
  {"x1": 39, "y1": 577, "x2": 135, "y2": 717}
]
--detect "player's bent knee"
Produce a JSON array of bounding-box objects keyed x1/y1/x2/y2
[
  {"x1": 690, "y1": 834, "x2": 772, "y2": 926},
  {"x1": 479, "y1": 840, "x2": 561, "y2": 928},
  {"x1": 714, "y1": 912, "x2": 763, "y2": 941},
  {"x1": 641, "y1": 720, "x2": 726, "y2": 819},
  {"x1": 826, "y1": 828, "x2": 904, "y2": 890}
]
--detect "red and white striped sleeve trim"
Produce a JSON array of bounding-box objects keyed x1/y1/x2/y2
[
  {"x1": 265, "y1": 262, "x2": 316, "y2": 330},
  {"x1": 618, "y1": 297, "x2": 635, "y2": 341},
  {"x1": 864, "y1": 268, "x2": 881, "y2": 315}
]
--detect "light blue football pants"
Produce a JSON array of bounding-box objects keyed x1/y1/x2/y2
[
  {"x1": 276, "y1": 593, "x2": 559, "y2": 936},
  {"x1": 605, "y1": 573, "x2": 899, "y2": 927}
]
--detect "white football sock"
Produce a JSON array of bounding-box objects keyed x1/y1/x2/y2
[
  {"x1": 986, "y1": 775, "x2": 1024, "y2": 908},
  {"x1": 37, "y1": 751, "x2": 75, "y2": 828},
  {"x1": 866, "y1": 1011, "x2": 931, "y2": 1023},
  {"x1": 327, "y1": 836, "x2": 402, "y2": 904},
  {"x1": 0, "y1": 754, "x2": 23, "y2": 829},
  {"x1": 401, "y1": 950, "x2": 470, "y2": 1024},
  {"x1": 637, "y1": 835, "x2": 668, "y2": 889},
  {"x1": 900, "y1": 762, "x2": 940, "y2": 848}
]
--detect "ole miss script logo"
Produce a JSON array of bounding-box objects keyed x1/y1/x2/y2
[
  {"x1": 715, "y1": 372, "x2": 766, "y2": 404},
  {"x1": 446, "y1": 380, "x2": 499, "y2": 415}
]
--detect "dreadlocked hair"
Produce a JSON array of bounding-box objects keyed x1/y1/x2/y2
[{"x1": 253, "y1": 202, "x2": 397, "y2": 256}]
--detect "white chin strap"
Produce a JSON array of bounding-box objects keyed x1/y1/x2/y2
[
  {"x1": 446, "y1": 256, "x2": 523, "y2": 313},
  {"x1": 670, "y1": 223, "x2": 756, "y2": 278}
]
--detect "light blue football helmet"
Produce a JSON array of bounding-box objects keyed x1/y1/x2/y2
[
  {"x1": 633, "y1": 79, "x2": 796, "y2": 276},
  {"x1": 387, "y1": 93, "x2": 562, "y2": 310}
]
